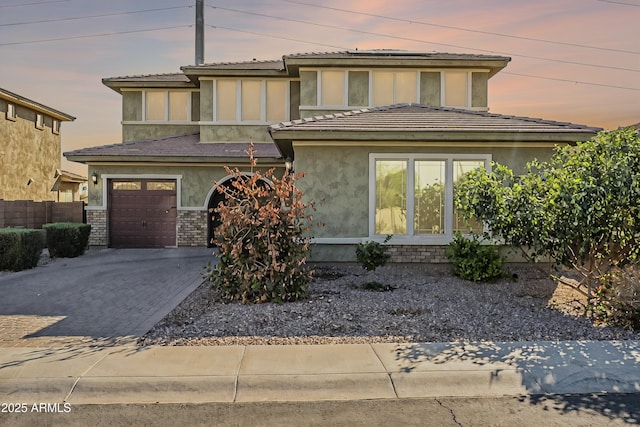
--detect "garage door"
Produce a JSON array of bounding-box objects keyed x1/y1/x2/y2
[{"x1": 109, "y1": 179, "x2": 177, "y2": 248}]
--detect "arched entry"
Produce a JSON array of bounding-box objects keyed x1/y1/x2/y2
[{"x1": 206, "y1": 176, "x2": 271, "y2": 248}]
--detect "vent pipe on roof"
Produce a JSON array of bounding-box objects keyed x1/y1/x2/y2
[{"x1": 195, "y1": 0, "x2": 204, "y2": 65}]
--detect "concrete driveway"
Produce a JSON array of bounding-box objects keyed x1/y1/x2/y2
[{"x1": 0, "y1": 248, "x2": 215, "y2": 346}]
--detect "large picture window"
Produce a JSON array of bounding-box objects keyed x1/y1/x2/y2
[
  {"x1": 372, "y1": 71, "x2": 418, "y2": 106},
  {"x1": 370, "y1": 154, "x2": 490, "y2": 241}
]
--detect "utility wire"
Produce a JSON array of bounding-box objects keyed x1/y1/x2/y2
[
  {"x1": 210, "y1": 25, "x2": 640, "y2": 92},
  {"x1": 282, "y1": 0, "x2": 640, "y2": 55},
  {"x1": 0, "y1": 25, "x2": 191, "y2": 46},
  {"x1": 502, "y1": 72, "x2": 640, "y2": 91},
  {"x1": 0, "y1": 0, "x2": 72, "y2": 7},
  {"x1": 595, "y1": 0, "x2": 640, "y2": 6},
  {"x1": 209, "y1": 25, "x2": 348, "y2": 50},
  {"x1": 207, "y1": 5, "x2": 640, "y2": 73},
  {"x1": 0, "y1": 6, "x2": 192, "y2": 27}
]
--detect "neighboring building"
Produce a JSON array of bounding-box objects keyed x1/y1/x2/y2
[
  {"x1": 1, "y1": 87, "x2": 76, "y2": 202},
  {"x1": 51, "y1": 169, "x2": 88, "y2": 202},
  {"x1": 65, "y1": 50, "x2": 601, "y2": 261}
]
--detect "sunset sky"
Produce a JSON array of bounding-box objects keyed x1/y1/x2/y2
[{"x1": 1, "y1": 0, "x2": 638, "y2": 175}]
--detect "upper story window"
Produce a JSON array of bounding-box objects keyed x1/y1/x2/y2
[
  {"x1": 35, "y1": 113, "x2": 44, "y2": 129},
  {"x1": 144, "y1": 90, "x2": 191, "y2": 122},
  {"x1": 443, "y1": 72, "x2": 469, "y2": 107},
  {"x1": 214, "y1": 79, "x2": 288, "y2": 123},
  {"x1": 52, "y1": 119, "x2": 60, "y2": 134},
  {"x1": 320, "y1": 71, "x2": 345, "y2": 106},
  {"x1": 372, "y1": 71, "x2": 418, "y2": 106},
  {"x1": 6, "y1": 103, "x2": 16, "y2": 121}
]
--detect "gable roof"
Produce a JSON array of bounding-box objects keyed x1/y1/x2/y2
[
  {"x1": 0, "y1": 87, "x2": 75, "y2": 121},
  {"x1": 64, "y1": 133, "x2": 281, "y2": 164}
]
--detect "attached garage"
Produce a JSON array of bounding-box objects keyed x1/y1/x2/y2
[{"x1": 108, "y1": 179, "x2": 177, "y2": 248}]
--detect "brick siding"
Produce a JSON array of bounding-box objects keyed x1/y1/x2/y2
[
  {"x1": 87, "y1": 209, "x2": 107, "y2": 246},
  {"x1": 387, "y1": 245, "x2": 448, "y2": 263},
  {"x1": 177, "y1": 210, "x2": 208, "y2": 247}
]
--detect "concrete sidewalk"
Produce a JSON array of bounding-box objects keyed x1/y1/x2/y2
[{"x1": 1, "y1": 340, "x2": 638, "y2": 404}]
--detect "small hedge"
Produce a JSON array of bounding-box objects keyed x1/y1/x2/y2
[
  {"x1": 43, "y1": 222, "x2": 91, "y2": 258},
  {"x1": 445, "y1": 232, "x2": 504, "y2": 282},
  {"x1": 0, "y1": 228, "x2": 46, "y2": 271}
]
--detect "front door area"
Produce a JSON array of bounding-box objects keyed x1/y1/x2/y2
[{"x1": 109, "y1": 179, "x2": 177, "y2": 248}]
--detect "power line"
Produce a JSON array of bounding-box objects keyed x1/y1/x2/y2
[
  {"x1": 283, "y1": 0, "x2": 640, "y2": 55},
  {"x1": 208, "y1": 5, "x2": 640, "y2": 74},
  {"x1": 0, "y1": 25, "x2": 191, "y2": 46},
  {"x1": 595, "y1": 0, "x2": 640, "y2": 6},
  {"x1": 0, "y1": 0, "x2": 72, "y2": 7},
  {"x1": 502, "y1": 72, "x2": 640, "y2": 91},
  {"x1": 209, "y1": 25, "x2": 348, "y2": 51},
  {"x1": 210, "y1": 25, "x2": 640, "y2": 92},
  {"x1": 0, "y1": 6, "x2": 192, "y2": 27}
]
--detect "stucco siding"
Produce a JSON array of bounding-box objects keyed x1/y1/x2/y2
[
  {"x1": 420, "y1": 72, "x2": 441, "y2": 106},
  {"x1": 122, "y1": 91, "x2": 142, "y2": 122},
  {"x1": 300, "y1": 71, "x2": 317, "y2": 107},
  {"x1": 471, "y1": 73, "x2": 488, "y2": 108},
  {"x1": 348, "y1": 71, "x2": 369, "y2": 106},
  {"x1": 200, "y1": 125, "x2": 272, "y2": 142},
  {"x1": 200, "y1": 80, "x2": 213, "y2": 121},
  {"x1": 0, "y1": 102, "x2": 61, "y2": 201},
  {"x1": 122, "y1": 124, "x2": 200, "y2": 142}
]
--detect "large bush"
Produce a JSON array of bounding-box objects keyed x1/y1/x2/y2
[
  {"x1": 455, "y1": 128, "x2": 640, "y2": 322},
  {"x1": 44, "y1": 222, "x2": 91, "y2": 258},
  {"x1": 205, "y1": 144, "x2": 318, "y2": 304},
  {"x1": 0, "y1": 228, "x2": 46, "y2": 271}
]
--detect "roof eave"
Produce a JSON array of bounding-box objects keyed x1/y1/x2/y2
[
  {"x1": 102, "y1": 79, "x2": 196, "y2": 93},
  {"x1": 0, "y1": 89, "x2": 75, "y2": 121}
]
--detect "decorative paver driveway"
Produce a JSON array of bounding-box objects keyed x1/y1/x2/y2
[{"x1": 0, "y1": 248, "x2": 214, "y2": 347}]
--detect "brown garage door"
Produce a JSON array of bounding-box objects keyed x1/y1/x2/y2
[{"x1": 109, "y1": 179, "x2": 177, "y2": 248}]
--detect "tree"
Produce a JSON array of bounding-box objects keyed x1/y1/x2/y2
[
  {"x1": 455, "y1": 128, "x2": 640, "y2": 314},
  {"x1": 205, "y1": 143, "x2": 318, "y2": 304}
]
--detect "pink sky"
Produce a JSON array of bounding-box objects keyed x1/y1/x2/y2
[{"x1": 1, "y1": 0, "x2": 638, "y2": 175}]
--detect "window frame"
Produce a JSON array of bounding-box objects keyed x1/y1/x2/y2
[
  {"x1": 35, "y1": 113, "x2": 44, "y2": 130},
  {"x1": 52, "y1": 119, "x2": 60, "y2": 134},
  {"x1": 6, "y1": 103, "x2": 16, "y2": 121},
  {"x1": 142, "y1": 90, "x2": 193, "y2": 123},
  {"x1": 368, "y1": 153, "x2": 491, "y2": 244},
  {"x1": 441, "y1": 71, "x2": 472, "y2": 108},
  {"x1": 212, "y1": 78, "x2": 290, "y2": 124}
]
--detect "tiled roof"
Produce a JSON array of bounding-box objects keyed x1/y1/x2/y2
[
  {"x1": 269, "y1": 104, "x2": 602, "y2": 135},
  {"x1": 284, "y1": 50, "x2": 510, "y2": 62},
  {"x1": 64, "y1": 133, "x2": 281, "y2": 161},
  {"x1": 102, "y1": 73, "x2": 191, "y2": 83},
  {"x1": 183, "y1": 59, "x2": 285, "y2": 71}
]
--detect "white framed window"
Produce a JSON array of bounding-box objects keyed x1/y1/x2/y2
[
  {"x1": 443, "y1": 71, "x2": 470, "y2": 107},
  {"x1": 369, "y1": 153, "x2": 490, "y2": 242},
  {"x1": 35, "y1": 113, "x2": 44, "y2": 129},
  {"x1": 143, "y1": 90, "x2": 191, "y2": 122},
  {"x1": 371, "y1": 71, "x2": 418, "y2": 106},
  {"x1": 52, "y1": 119, "x2": 60, "y2": 134},
  {"x1": 6, "y1": 103, "x2": 16, "y2": 121},
  {"x1": 319, "y1": 70, "x2": 346, "y2": 106},
  {"x1": 213, "y1": 79, "x2": 289, "y2": 123}
]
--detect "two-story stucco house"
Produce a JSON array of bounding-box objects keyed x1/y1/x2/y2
[
  {"x1": 65, "y1": 50, "x2": 601, "y2": 261},
  {"x1": 1, "y1": 87, "x2": 76, "y2": 202}
]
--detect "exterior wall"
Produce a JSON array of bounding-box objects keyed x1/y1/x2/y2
[
  {"x1": 471, "y1": 73, "x2": 488, "y2": 108},
  {"x1": 177, "y1": 209, "x2": 208, "y2": 246},
  {"x1": 300, "y1": 71, "x2": 317, "y2": 106},
  {"x1": 200, "y1": 125, "x2": 272, "y2": 143},
  {"x1": 309, "y1": 244, "x2": 446, "y2": 263},
  {"x1": 87, "y1": 209, "x2": 107, "y2": 246},
  {"x1": 0, "y1": 100, "x2": 61, "y2": 201},
  {"x1": 122, "y1": 91, "x2": 142, "y2": 121},
  {"x1": 348, "y1": 71, "x2": 369, "y2": 106},
  {"x1": 420, "y1": 72, "x2": 441, "y2": 105},
  {"x1": 123, "y1": 124, "x2": 199, "y2": 142},
  {"x1": 296, "y1": 143, "x2": 556, "y2": 243}
]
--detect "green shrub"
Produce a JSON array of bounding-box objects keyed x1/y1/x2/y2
[
  {"x1": 356, "y1": 235, "x2": 392, "y2": 272},
  {"x1": 0, "y1": 228, "x2": 46, "y2": 271},
  {"x1": 593, "y1": 266, "x2": 640, "y2": 330},
  {"x1": 445, "y1": 232, "x2": 504, "y2": 282},
  {"x1": 43, "y1": 223, "x2": 91, "y2": 258},
  {"x1": 205, "y1": 144, "x2": 318, "y2": 304}
]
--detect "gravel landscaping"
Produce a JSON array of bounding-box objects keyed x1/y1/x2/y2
[{"x1": 140, "y1": 263, "x2": 640, "y2": 346}]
